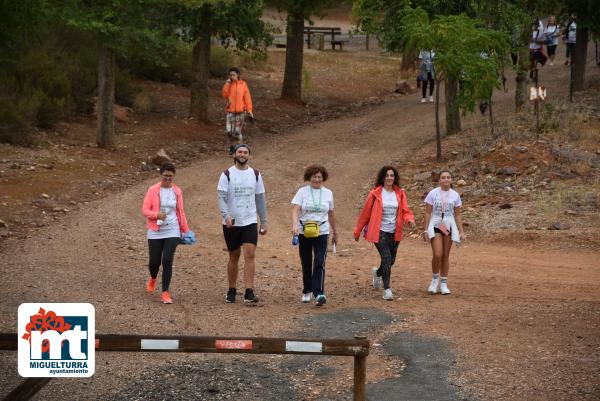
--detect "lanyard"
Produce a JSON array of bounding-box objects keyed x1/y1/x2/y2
[{"x1": 309, "y1": 187, "x2": 322, "y2": 212}]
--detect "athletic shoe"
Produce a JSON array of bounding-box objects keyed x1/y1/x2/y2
[
  {"x1": 440, "y1": 282, "x2": 451, "y2": 295},
  {"x1": 301, "y1": 293, "x2": 312, "y2": 303},
  {"x1": 429, "y1": 96, "x2": 434, "y2": 103},
  {"x1": 383, "y1": 288, "x2": 394, "y2": 301},
  {"x1": 244, "y1": 289, "x2": 259, "y2": 303},
  {"x1": 372, "y1": 267, "x2": 382, "y2": 290},
  {"x1": 428, "y1": 278, "x2": 439, "y2": 294},
  {"x1": 421, "y1": 98, "x2": 427, "y2": 103},
  {"x1": 315, "y1": 294, "x2": 327, "y2": 307},
  {"x1": 549, "y1": 61, "x2": 554, "y2": 66},
  {"x1": 225, "y1": 288, "x2": 236, "y2": 303},
  {"x1": 146, "y1": 278, "x2": 156, "y2": 294},
  {"x1": 161, "y1": 291, "x2": 173, "y2": 304}
]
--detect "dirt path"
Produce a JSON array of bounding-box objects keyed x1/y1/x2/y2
[{"x1": 1, "y1": 63, "x2": 600, "y2": 400}]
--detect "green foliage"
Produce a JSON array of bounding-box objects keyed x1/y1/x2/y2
[
  {"x1": 400, "y1": 7, "x2": 509, "y2": 113},
  {"x1": 0, "y1": 95, "x2": 37, "y2": 145},
  {"x1": 115, "y1": 70, "x2": 142, "y2": 107},
  {"x1": 210, "y1": 46, "x2": 236, "y2": 78}
]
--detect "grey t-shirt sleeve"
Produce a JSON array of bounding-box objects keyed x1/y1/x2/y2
[{"x1": 255, "y1": 192, "x2": 267, "y2": 225}]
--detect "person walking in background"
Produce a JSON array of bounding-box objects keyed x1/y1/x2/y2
[
  {"x1": 418, "y1": 49, "x2": 436, "y2": 103},
  {"x1": 529, "y1": 20, "x2": 548, "y2": 78},
  {"x1": 217, "y1": 144, "x2": 267, "y2": 304},
  {"x1": 142, "y1": 162, "x2": 190, "y2": 304},
  {"x1": 354, "y1": 166, "x2": 416, "y2": 301},
  {"x1": 421, "y1": 170, "x2": 465, "y2": 295},
  {"x1": 564, "y1": 15, "x2": 577, "y2": 66},
  {"x1": 544, "y1": 16, "x2": 560, "y2": 66},
  {"x1": 221, "y1": 67, "x2": 253, "y2": 155},
  {"x1": 291, "y1": 165, "x2": 337, "y2": 307}
]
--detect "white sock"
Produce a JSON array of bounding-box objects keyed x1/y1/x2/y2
[
  {"x1": 433, "y1": 273, "x2": 439, "y2": 280},
  {"x1": 441, "y1": 276, "x2": 448, "y2": 284}
]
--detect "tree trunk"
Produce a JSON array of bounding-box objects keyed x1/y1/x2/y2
[
  {"x1": 435, "y1": 79, "x2": 441, "y2": 162},
  {"x1": 190, "y1": 6, "x2": 211, "y2": 123},
  {"x1": 281, "y1": 5, "x2": 304, "y2": 102},
  {"x1": 515, "y1": 27, "x2": 530, "y2": 112},
  {"x1": 97, "y1": 45, "x2": 116, "y2": 148},
  {"x1": 444, "y1": 75, "x2": 461, "y2": 135},
  {"x1": 572, "y1": 27, "x2": 589, "y2": 91}
]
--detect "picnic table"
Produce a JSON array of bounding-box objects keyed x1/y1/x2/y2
[{"x1": 303, "y1": 26, "x2": 347, "y2": 50}]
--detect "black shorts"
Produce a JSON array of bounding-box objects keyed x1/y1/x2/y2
[
  {"x1": 223, "y1": 223, "x2": 258, "y2": 251},
  {"x1": 434, "y1": 227, "x2": 452, "y2": 236},
  {"x1": 547, "y1": 44, "x2": 557, "y2": 56}
]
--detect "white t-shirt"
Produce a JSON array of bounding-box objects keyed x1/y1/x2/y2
[
  {"x1": 529, "y1": 30, "x2": 543, "y2": 50},
  {"x1": 291, "y1": 185, "x2": 334, "y2": 235},
  {"x1": 380, "y1": 189, "x2": 398, "y2": 233},
  {"x1": 424, "y1": 187, "x2": 462, "y2": 218},
  {"x1": 545, "y1": 25, "x2": 559, "y2": 46},
  {"x1": 147, "y1": 187, "x2": 180, "y2": 239},
  {"x1": 218, "y1": 166, "x2": 265, "y2": 227},
  {"x1": 566, "y1": 22, "x2": 576, "y2": 43}
]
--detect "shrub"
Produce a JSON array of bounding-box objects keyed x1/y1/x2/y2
[
  {"x1": 133, "y1": 91, "x2": 153, "y2": 113},
  {"x1": 210, "y1": 46, "x2": 235, "y2": 78},
  {"x1": 0, "y1": 96, "x2": 38, "y2": 145},
  {"x1": 115, "y1": 70, "x2": 141, "y2": 108}
]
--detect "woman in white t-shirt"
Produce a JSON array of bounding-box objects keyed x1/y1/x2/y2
[
  {"x1": 141, "y1": 162, "x2": 190, "y2": 304},
  {"x1": 353, "y1": 166, "x2": 416, "y2": 301},
  {"x1": 544, "y1": 16, "x2": 560, "y2": 66},
  {"x1": 421, "y1": 170, "x2": 465, "y2": 295},
  {"x1": 291, "y1": 165, "x2": 337, "y2": 307}
]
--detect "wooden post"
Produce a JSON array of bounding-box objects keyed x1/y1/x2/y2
[
  {"x1": 353, "y1": 355, "x2": 367, "y2": 401},
  {"x1": 4, "y1": 378, "x2": 52, "y2": 401}
]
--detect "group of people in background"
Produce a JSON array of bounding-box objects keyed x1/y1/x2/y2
[
  {"x1": 141, "y1": 147, "x2": 465, "y2": 305},
  {"x1": 530, "y1": 14, "x2": 577, "y2": 73}
]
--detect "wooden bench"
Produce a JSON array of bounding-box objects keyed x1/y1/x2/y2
[{"x1": 303, "y1": 26, "x2": 346, "y2": 50}]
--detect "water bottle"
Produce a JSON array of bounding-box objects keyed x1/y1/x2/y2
[
  {"x1": 157, "y1": 208, "x2": 166, "y2": 226},
  {"x1": 292, "y1": 234, "x2": 299, "y2": 246}
]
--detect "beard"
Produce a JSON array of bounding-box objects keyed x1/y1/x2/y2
[{"x1": 234, "y1": 157, "x2": 248, "y2": 165}]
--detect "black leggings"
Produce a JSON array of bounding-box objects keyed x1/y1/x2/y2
[
  {"x1": 148, "y1": 237, "x2": 179, "y2": 291},
  {"x1": 422, "y1": 72, "x2": 435, "y2": 98},
  {"x1": 374, "y1": 231, "x2": 400, "y2": 290}
]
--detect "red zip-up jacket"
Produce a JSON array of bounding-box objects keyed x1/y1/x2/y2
[{"x1": 353, "y1": 185, "x2": 415, "y2": 243}]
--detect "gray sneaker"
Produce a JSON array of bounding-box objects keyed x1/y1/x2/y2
[
  {"x1": 383, "y1": 288, "x2": 394, "y2": 301},
  {"x1": 372, "y1": 267, "x2": 382, "y2": 290}
]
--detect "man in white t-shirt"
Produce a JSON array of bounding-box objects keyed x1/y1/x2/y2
[{"x1": 217, "y1": 144, "x2": 267, "y2": 304}]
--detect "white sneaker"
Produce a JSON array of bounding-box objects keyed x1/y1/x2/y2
[
  {"x1": 372, "y1": 268, "x2": 382, "y2": 290},
  {"x1": 428, "y1": 278, "x2": 439, "y2": 294},
  {"x1": 421, "y1": 98, "x2": 427, "y2": 103},
  {"x1": 428, "y1": 96, "x2": 434, "y2": 103},
  {"x1": 301, "y1": 293, "x2": 312, "y2": 303},
  {"x1": 383, "y1": 288, "x2": 394, "y2": 301},
  {"x1": 440, "y1": 282, "x2": 451, "y2": 295}
]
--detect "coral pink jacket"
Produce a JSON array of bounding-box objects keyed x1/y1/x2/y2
[
  {"x1": 142, "y1": 183, "x2": 189, "y2": 233},
  {"x1": 353, "y1": 186, "x2": 415, "y2": 243}
]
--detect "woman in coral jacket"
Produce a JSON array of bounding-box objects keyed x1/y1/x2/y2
[
  {"x1": 222, "y1": 67, "x2": 253, "y2": 154},
  {"x1": 354, "y1": 166, "x2": 416, "y2": 300},
  {"x1": 141, "y1": 162, "x2": 189, "y2": 304}
]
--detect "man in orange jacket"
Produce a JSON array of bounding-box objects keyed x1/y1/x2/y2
[{"x1": 222, "y1": 67, "x2": 253, "y2": 154}]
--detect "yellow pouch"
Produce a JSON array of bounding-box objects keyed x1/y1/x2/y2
[{"x1": 303, "y1": 221, "x2": 320, "y2": 238}]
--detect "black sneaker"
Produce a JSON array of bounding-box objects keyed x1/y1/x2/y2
[
  {"x1": 225, "y1": 288, "x2": 236, "y2": 303},
  {"x1": 244, "y1": 288, "x2": 259, "y2": 304}
]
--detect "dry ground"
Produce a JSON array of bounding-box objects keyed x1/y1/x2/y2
[{"x1": 1, "y1": 42, "x2": 599, "y2": 400}]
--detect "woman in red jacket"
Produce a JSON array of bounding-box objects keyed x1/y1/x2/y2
[
  {"x1": 354, "y1": 166, "x2": 416, "y2": 300},
  {"x1": 141, "y1": 162, "x2": 190, "y2": 304}
]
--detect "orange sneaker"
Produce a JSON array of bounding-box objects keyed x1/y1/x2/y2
[
  {"x1": 161, "y1": 291, "x2": 173, "y2": 304},
  {"x1": 146, "y1": 278, "x2": 156, "y2": 293}
]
